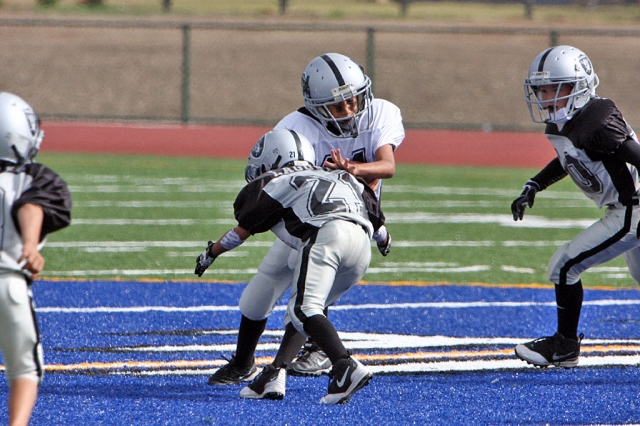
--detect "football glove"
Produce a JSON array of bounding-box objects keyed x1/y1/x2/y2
[
  {"x1": 511, "y1": 181, "x2": 539, "y2": 221},
  {"x1": 195, "y1": 241, "x2": 216, "y2": 277},
  {"x1": 377, "y1": 233, "x2": 392, "y2": 257}
]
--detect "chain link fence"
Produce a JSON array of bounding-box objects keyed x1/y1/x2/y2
[{"x1": 1, "y1": 18, "x2": 640, "y2": 131}]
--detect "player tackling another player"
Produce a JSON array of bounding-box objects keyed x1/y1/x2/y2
[
  {"x1": 202, "y1": 52, "x2": 404, "y2": 389},
  {"x1": 511, "y1": 45, "x2": 640, "y2": 368},
  {"x1": 0, "y1": 93, "x2": 72, "y2": 426},
  {"x1": 195, "y1": 129, "x2": 384, "y2": 404}
]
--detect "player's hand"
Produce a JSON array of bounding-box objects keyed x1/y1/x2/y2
[
  {"x1": 325, "y1": 149, "x2": 359, "y2": 176},
  {"x1": 195, "y1": 241, "x2": 216, "y2": 277},
  {"x1": 511, "y1": 182, "x2": 539, "y2": 221},
  {"x1": 19, "y1": 244, "x2": 44, "y2": 278},
  {"x1": 377, "y1": 233, "x2": 392, "y2": 256}
]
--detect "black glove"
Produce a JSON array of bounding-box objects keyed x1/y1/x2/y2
[
  {"x1": 195, "y1": 241, "x2": 216, "y2": 277},
  {"x1": 511, "y1": 181, "x2": 539, "y2": 221},
  {"x1": 377, "y1": 233, "x2": 392, "y2": 257}
]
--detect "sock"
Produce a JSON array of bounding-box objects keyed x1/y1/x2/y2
[
  {"x1": 234, "y1": 315, "x2": 267, "y2": 367},
  {"x1": 555, "y1": 280, "x2": 583, "y2": 340},
  {"x1": 272, "y1": 322, "x2": 308, "y2": 368},
  {"x1": 303, "y1": 314, "x2": 349, "y2": 364},
  {"x1": 300, "y1": 307, "x2": 330, "y2": 348}
]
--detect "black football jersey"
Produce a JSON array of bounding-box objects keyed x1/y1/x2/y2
[{"x1": 544, "y1": 98, "x2": 640, "y2": 207}]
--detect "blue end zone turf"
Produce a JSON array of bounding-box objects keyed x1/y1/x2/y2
[{"x1": 1, "y1": 280, "x2": 640, "y2": 424}]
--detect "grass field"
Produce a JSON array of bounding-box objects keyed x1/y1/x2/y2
[
  {"x1": 2, "y1": 0, "x2": 640, "y2": 26},
  {"x1": 36, "y1": 151, "x2": 633, "y2": 289}
]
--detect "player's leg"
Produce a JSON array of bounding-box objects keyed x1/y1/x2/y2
[
  {"x1": 286, "y1": 306, "x2": 332, "y2": 377},
  {"x1": 288, "y1": 221, "x2": 382, "y2": 376},
  {"x1": 0, "y1": 274, "x2": 43, "y2": 426},
  {"x1": 238, "y1": 322, "x2": 307, "y2": 400},
  {"x1": 516, "y1": 206, "x2": 640, "y2": 368},
  {"x1": 9, "y1": 377, "x2": 38, "y2": 426},
  {"x1": 289, "y1": 220, "x2": 373, "y2": 404},
  {"x1": 548, "y1": 207, "x2": 640, "y2": 337},
  {"x1": 208, "y1": 239, "x2": 296, "y2": 385},
  {"x1": 622, "y1": 244, "x2": 640, "y2": 285}
]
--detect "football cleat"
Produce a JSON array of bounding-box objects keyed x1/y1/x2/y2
[
  {"x1": 320, "y1": 357, "x2": 373, "y2": 404},
  {"x1": 515, "y1": 332, "x2": 584, "y2": 368},
  {"x1": 239, "y1": 364, "x2": 286, "y2": 400},
  {"x1": 287, "y1": 342, "x2": 332, "y2": 376},
  {"x1": 207, "y1": 355, "x2": 259, "y2": 385}
]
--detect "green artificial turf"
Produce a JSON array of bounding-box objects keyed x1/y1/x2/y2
[{"x1": 37, "y1": 152, "x2": 631, "y2": 288}]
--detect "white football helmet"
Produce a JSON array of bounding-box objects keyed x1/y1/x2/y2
[
  {"x1": 244, "y1": 129, "x2": 316, "y2": 182},
  {"x1": 301, "y1": 53, "x2": 373, "y2": 138},
  {"x1": 524, "y1": 45, "x2": 599, "y2": 123},
  {"x1": 0, "y1": 92, "x2": 43, "y2": 166}
]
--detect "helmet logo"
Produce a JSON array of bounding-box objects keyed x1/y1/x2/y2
[
  {"x1": 251, "y1": 136, "x2": 265, "y2": 159},
  {"x1": 301, "y1": 73, "x2": 311, "y2": 98},
  {"x1": 23, "y1": 108, "x2": 38, "y2": 137},
  {"x1": 578, "y1": 55, "x2": 592, "y2": 76},
  {"x1": 269, "y1": 149, "x2": 282, "y2": 171}
]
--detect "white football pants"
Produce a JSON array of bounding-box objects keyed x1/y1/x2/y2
[
  {"x1": 285, "y1": 220, "x2": 371, "y2": 334},
  {"x1": 548, "y1": 204, "x2": 640, "y2": 286},
  {"x1": 0, "y1": 272, "x2": 43, "y2": 384}
]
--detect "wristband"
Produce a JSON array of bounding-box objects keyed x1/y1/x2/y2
[
  {"x1": 220, "y1": 229, "x2": 245, "y2": 251},
  {"x1": 373, "y1": 225, "x2": 388, "y2": 243}
]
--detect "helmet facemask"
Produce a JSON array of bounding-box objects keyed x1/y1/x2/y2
[
  {"x1": 309, "y1": 80, "x2": 373, "y2": 138},
  {"x1": 525, "y1": 77, "x2": 596, "y2": 124}
]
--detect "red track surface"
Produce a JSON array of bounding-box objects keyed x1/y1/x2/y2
[{"x1": 40, "y1": 121, "x2": 555, "y2": 168}]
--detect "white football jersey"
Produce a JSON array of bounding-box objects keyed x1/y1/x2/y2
[{"x1": 274, "y1": 99, "x2": 405, "y2": 198}]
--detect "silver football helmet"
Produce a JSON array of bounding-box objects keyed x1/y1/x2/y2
[
  {"x1": 0, "y1": 92, "x2": 43, "y2": 166},
  {"x1": 301, "y1": 53, "x2": 373, "y2": 138},
  {"x1": 524, "y1": 45, "x2": 599, "y2": 124},
  {"x1": 244, "y1": 129, "x2": 316, "y2": 182}
]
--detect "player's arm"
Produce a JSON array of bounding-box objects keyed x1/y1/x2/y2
[
  {"x1": 194, "y1": 226, "x2": 251, "y2": 277},
  {"x1": 325, "y1": 144, "x2": 396, "y2": 191},
  {"x1": 17, "y1": 203, "x2": 45, "y2": 277},
  {"x1": 195, "y1": 177, "x2": 283, "y2": 277},
  {"x1": 12, "y1": 164, "x2": 72, "y2": 238},
  {"x1": 210, "y1": 226, "x2": 251, "y2": 257},
  {"x1": 612, "y1": 138, "x2": 640, "y2": 169},
  {"x1": 325, "y1": 145, "x2": 396, "y2": 180}
]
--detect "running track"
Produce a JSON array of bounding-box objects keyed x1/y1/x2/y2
[{"x1": 39, "y1": 121, "x2": 555, "y2": 168}]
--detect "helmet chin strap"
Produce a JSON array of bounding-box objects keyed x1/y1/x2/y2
[
  {"x1": 549, "y1": 106, "x2": 571, "y2": 124},
  {"x1": 11, "y1": 145, "x2": 28, "y2": 171}
]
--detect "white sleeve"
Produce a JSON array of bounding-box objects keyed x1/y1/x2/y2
[{"x1": 371, "y1": 99, "x2": 405, "y2": 154}]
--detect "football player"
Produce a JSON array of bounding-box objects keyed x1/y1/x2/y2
[
  {"x1": 511, "y1": 46, "x2": 640, "y2": 368},
  {"x1": 0, "y1": 92, "x2": 72, "y2": 425},
  {"x1": 195, "y1": 129, "x2": 384, "y2": 404},
  {"x1": 205, "y1": 53, "x2": 404, "y2": 386}
]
